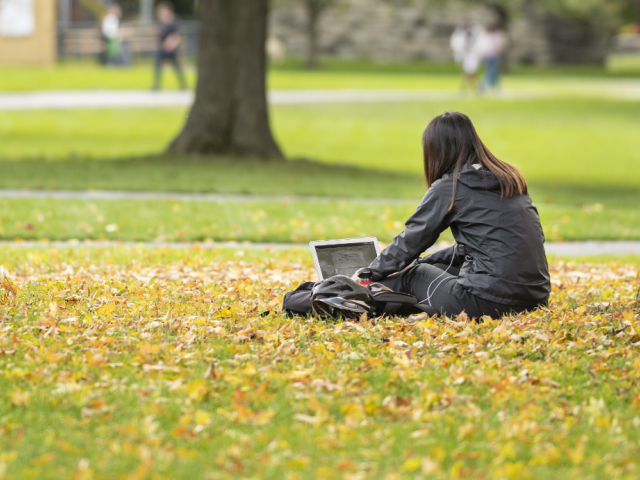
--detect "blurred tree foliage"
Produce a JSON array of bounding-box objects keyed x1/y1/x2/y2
[
  {"x1": 83, "y1": 0, "x2": 199, "y2": 21},
  {"x1": 445, "y1": 0, "x2": 639, "y2": 30},
  {"x1": 537, "y1": 0, "x2": 639, "y2": 24},
  {"x1": 427, "y1": 0, "x2": 639, "y2": 65},
  {"x1": 274, "y1": 0, "x2": 340, "y2": 69},
  {"x1": 274, "y1": 0, "x2": 639, "y2": 70},
  {"x1": 167, "y1": 0, "x2": 199, "y2": 17},
  {"x1": 77, "y1": 0, "x2": 107, "y2": 19}
]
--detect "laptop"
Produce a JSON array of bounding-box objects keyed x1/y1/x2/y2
[{"x1": 309, "y1": 237, "x2": 381, "y2": 280}]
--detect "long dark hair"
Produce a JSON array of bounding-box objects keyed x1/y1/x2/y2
[{"x1": 423, "y1": 111, "x2": 527, "y2": 211}]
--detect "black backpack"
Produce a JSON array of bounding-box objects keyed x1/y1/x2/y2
[{"x1": 282, "y1": 281, "x2": 439, "y2": 318}]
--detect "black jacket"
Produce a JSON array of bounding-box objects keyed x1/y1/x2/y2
[{"x1": 368, "y1": 163, "x2": 550, "y2": 307}]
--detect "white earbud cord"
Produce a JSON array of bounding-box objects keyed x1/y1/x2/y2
[{"x1": 419, "y1": 252, "x2": 456, "y2": 306}]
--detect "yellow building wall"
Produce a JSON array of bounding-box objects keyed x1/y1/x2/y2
[{"x1": 0, "y1": 0, "x2": 57, "y2": 65}]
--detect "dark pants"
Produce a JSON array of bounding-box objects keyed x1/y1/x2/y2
[
  {"x1": 379, "y1": 263, "x2": 533, "y2": 319},
  {"x1": 153, "y1": 50, "x2": 186, "y2": 90},
  {"x1": 480, "y1": 56, "x2": 500, "y2": 91}
]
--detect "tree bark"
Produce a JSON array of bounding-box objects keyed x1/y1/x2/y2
[
  {"x1": 304, "y1": 1, "x2": 322, "y2": 69},
  {"x1": 169, "y1": 0, "x2": 283, "y2": 159}
]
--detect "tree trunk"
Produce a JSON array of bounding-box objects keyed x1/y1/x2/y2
[
  {"x1": 304, "y1": 1, "x2": 322, "y2": 69},
  {"x1": 169, "y1": 0, "x2": 283, "y2": 159}
]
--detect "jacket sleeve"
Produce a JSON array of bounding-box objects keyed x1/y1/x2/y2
[
  {"x1": 417, "y1": 244, "x2": 465, "y2": 267},
  {"x1": 368, "y1": 178, "x2": 453, "y2": 281}
]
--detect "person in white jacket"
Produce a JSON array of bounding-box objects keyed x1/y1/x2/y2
[
  {"x1": 475, "y1": 23, "x2": 508, "y2": 92},
  {"x1": 450, "y1": 20, "x2": 481, "y2": 90},
  {"x1": 101, "y1": 4, "x2": 125, "y2": 65}
]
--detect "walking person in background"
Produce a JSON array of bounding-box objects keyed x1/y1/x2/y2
[
  {"x1": 101, "y1": 3, "x2": 126, "y2": 66},
  {"x1": 476, "y1": 23, "x2": 508, "y2": 93},
  {"x1": 450, "y1": 20, "x2": 481, "y2": 91},
  {"x1": 152, "y1": 2, "x2": 187, "y2": 90}
]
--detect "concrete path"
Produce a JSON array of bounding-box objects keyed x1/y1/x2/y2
[
  {"x1": 0, "y1": 88, "x2": 580, "y2": 111},
  {"x1": 1, "y1": 240, "x2": 639, "y2": 257},
  {"x1": 543, "y1": 241, "x2": 640, "y2": 256},
  {"x1": 0, "y1": 89, "x2": 462, "y2": 111},
  {"x1": 1, "y1": 82, "x2": 639, "y2": 111},
  {"x1": 0, "y1": 188, "x2": 414, "y2": 205}
]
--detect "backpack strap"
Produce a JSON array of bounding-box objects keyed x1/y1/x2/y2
[
  {"x1": 372, "y1": 291, "x2": 440, "y2": 317},
  {"x1": 294, "y1": 281, "x2": 316, "y2": 292},
  {"x1": 281, "y1": 283, "x2": 440, "y2": 318},
  {"x1": 281, "y1": 281, "x2": 316, "y2": 317},
  {"x1": 372, "y1": 291, "x2": 418, "y2": 304},
  {"x1": 373, "y1": 291, "x2": 416, "y2": 316}
]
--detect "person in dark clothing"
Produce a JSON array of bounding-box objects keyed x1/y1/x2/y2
[
  {"x1": 152, "y1": 2, "x2": 187, "y2": 90},
  {"x1": 356, "y1": 111, "x2": 550, "y2": 319}
]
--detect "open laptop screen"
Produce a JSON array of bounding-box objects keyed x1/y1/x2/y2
[{"x1": 314, "y1": 241, "x2": 379, "y2": 279}]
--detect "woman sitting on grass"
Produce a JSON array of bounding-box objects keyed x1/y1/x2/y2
[{"x1": 358, "y1": 111, "x2": 550, "y2": 319}]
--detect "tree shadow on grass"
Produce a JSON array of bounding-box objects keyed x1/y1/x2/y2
[
  {"x1": 1, "y1": 154, "x2": 638, "y2": 208},
  {"x1": 0, "y1": 154, "x2": 426, "y2": 199}
]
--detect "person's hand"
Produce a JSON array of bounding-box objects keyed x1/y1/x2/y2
[
  {"x1": 387, "y1": 264, "x2": 413, "y2": 278},
  {"x1": 163, "y1": 34, "x2": 180, "y2": 53},
  {"x1": 351, "y1": 269, "x2": 361, "y2": 281}
]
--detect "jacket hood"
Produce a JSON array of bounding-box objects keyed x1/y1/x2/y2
[{"x1": 457, "y1": 163, "x2": 501, "y2": 191}]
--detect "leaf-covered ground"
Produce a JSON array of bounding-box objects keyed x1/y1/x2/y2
[{"x1": 1, "y1": 247, "x2": 639, "y2": 479}]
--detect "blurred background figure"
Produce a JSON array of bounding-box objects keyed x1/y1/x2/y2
[
  {"x1": 450, "y1": 19, "x2": 481, "y2": 91},
  {"x1": 267, "y1": 36, "x2": 287, "y2": 63},
  {"x1": 153, "y1": 2, "x2": 187, "y2": 91},
  {"x1": 476, "y1": 23, "x2": 508, "y2": 93},
  {"x1": 101, "y1": 3, "x2": 129, "y2": 66}
]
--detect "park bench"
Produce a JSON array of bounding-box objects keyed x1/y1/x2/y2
[
  {"x1": 60, "y1": 24, "x2": 158, "y2": 58},
  {"x1": 59, "y1": 22, "x2": 198, "y2": 59}
]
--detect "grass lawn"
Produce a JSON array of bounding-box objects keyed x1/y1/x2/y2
[
  {"x1": 1, "y1": 195, "x2": 640, "y2": 243},
  {"x1": 0, "y1": 60, "x2": 462, "y2": 92},
  {"x1": 0, "y1": 57, "x2": 639, "y2": 92},
  {"x1": 2, "y1": 99, "x2": 638, "y2": 187},
  {"x1": 272, "y1": 99, "x2": 640, "y2": 187},
  {"x1": 0, "y1": 61, "x2": 198, "y2": 92},
  {"x1": 0, "y1": 197, "x2": 424, "y2": 244},
  {"x1": 0, "y1": 247, "x2": 639, "y2": 478},
  {"x1": 0, "y1": 155, "x2": 426, "y2": 199},
  {"x1": 0, "y1": 95, "x2": 639, "y2": 242}
]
